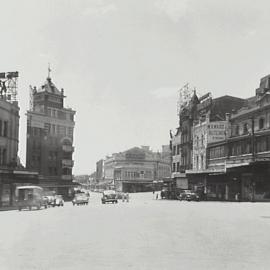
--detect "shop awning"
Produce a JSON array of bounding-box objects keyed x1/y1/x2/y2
[{"x1": 186, "y1": 168, "x2": 225, "y2": 175}]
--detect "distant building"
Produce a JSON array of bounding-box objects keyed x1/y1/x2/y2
[
  {"x1": 96, "y1": 159, "x2": 104, "y2": 182},
  {"x1": 26, "y1": 74, "x2": 76, "y2": 198},
  {"x1": 103, "y1": 146, "x2": 171, "y2": 192},
  {"x1": 74, "y1": 175, "x2": 90, "y2": 190}
]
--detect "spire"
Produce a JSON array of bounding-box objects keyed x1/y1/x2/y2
[{"x1": 48, "y1": 63, "x2": 52, "y2": 79}]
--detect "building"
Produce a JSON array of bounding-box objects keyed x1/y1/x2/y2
[
  {"x1": 206, "y1": 75, "x2": 270, "y2": 201},
  {"x1": 103, "y1": 146, "x2": 171, "y2": 192},
  {"x1": 192, "y1": 118, "x2": 228, "y2": 171},
  {"x1": 0, "y1": 71, "x2": 38, "y2": 207},
  {"x1": 26, "y1": 73, "x2": 76, "y2": 199},
  {"x1": 170, "y1": 91, "x2": 199, "y2": 191},
  {"x1": 171, "y1": 87, "x2": 246, "y2": 195},
  {"x1": 74, "y1": 175, "x2": 90, "y2": 190},
  {"x1": 96, "y1": 159, "x2": 104, "y2": 182}
]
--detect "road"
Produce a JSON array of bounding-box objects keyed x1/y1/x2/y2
[{"x1": 1, "y1": 192, "x2": 270, "y2": 270}]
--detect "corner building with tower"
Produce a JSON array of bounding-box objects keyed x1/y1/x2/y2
[{"x1": 26, "y1": 75, "x2": 76, "y2": 199}]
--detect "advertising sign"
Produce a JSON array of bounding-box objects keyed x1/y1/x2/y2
[{"x1": 207, "y1": 121, "x2": 227, "y2": 143}]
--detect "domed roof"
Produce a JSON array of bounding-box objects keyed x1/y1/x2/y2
[{"x1": 37, "y1": 77, "x2": 62, "y2": 95}]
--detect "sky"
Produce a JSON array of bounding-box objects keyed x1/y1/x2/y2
[{"x1": 1, "y1": 0, "x2": 270, "y2": 174}]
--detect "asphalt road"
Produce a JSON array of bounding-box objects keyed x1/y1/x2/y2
[{"x1": 1, "y1": 192, "x2": 270, "y2": 270}]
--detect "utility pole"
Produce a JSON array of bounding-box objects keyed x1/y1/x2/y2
[{"x1": 251, "y1": 116, "x2": 256, "y2": 202}]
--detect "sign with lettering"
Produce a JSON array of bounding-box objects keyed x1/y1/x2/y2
[
  {"x1": 207, "y1": 121, "x2": 227, "y2": 143},
  {"x1": 125, "y1": 149, "x2": 146, "y2": 160}
]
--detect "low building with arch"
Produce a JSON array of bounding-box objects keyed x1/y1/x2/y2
[{"x1": 103, "y1": 146, "x2": 171, "y2": 192}]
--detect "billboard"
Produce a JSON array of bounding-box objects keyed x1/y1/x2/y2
[{"x1": 207, "y1": 121, "x2": 227, "y2": 143}]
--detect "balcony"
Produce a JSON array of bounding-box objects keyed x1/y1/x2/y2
[
  {"x1": 62, "y1": 159, "x2": 74, "y2": 167},
  {"x1": 61, "y1": 175, "x2": 73, "y2": 181},
  {"x1": 62, "y1": 145, "x2": 74, "y2": 152}
]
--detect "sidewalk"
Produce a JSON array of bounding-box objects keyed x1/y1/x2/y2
[{"x1": 0, "y1": 206, "x2": 17, "y2": 211}]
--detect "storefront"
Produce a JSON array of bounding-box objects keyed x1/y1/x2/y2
[{"x1": 121, "y1": 181, "x2": 153, "y2": 193}]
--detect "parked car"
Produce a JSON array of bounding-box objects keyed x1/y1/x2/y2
[
  {"x1": 101, "y1": 190, "x2": 118, "y2": 204},
  {"x1": 160, "y1": 188, "x2": 176, "y2": 199},
  {"x1": 52, "y1": 195, "x2": 64, "y2": 207},
  {"x1": 44, "y1": 195, "x2": 55, "y2": 207},
  {"x1": 178, "y1": 190, "x2": 200, "y2": 201},
  {"x1": 72, "y1": 193, "x2": 89, "y2": 206},
  {"x1": 42, "y1": 196, "x2": 49, "y2": 206}
]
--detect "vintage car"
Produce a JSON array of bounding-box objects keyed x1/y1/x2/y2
[
  {"x1": 101, "y1": 190, "x2": 118, "y2": 204},
  {"x1": 178, "y1": 190, "x2": 200, "y2": 202},
  {"x1": 72, "y1": 193, "x2": 89, "y2": 206},
  {"x1": 160, "y1": 188, "x2": 176, "y2": 200},
  {"x1": 17, "y1": 186, "x2": 48, "y2": 211},
  {"x1": 44, "y1": 195, "x2": 56, "y2": 207},
  {"x1": 52, "y1": 195, "x2": 64, "y2": 207}
]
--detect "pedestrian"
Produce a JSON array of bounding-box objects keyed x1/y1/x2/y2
[
  {"x1": 126, "y1": 193, "x2": 129, "y2": 202},
  {"x1": 156, "y1": 193, "x2": 158, "y2": 200}
]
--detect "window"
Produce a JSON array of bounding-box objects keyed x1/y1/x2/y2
[
  {"x1": 58, "y1": 111, "x2": 66, "y2": 120},
  {"x1": 172, "y1": 163, "x2": 176, "y2": 172},
  {"x1": 259, "y1": 118, "x2": 265, "y2": 130},
  {"x1": 68, "y1": 127, "x2": 73, "y2": 137},
  {"x1": 201, "y1": 135, "x2": 204, "y2": 146},
  {"x1": 0, "y1": 148, "x2": 7, "y2": 165},
  {"x1": 2, "y1": 149, "x2": 6, "y2": 165},
  {"x1": 176, "y1": 145, "x2": 180, "y2": 155},
  {"x1": 201, "y1": 155, "x2": 204, "y2": 169},
  {"x1": 45, "y1": 123, "x2": 51, "y2": 134},
  {"x1": 54, "y1": 125, "x2": 57, "y2": 134},
  {"x1": 257, "y1": 137, "x2": 267, "y2": 153},
  {"x1": 177, "y1": 162, "x2": 180, "y2": 172},
  {"x1": 3, "y1": 121, "x2": 8, "y2": 137},
  {"x1": 235, "y1": 125, "x2": 239, "y2": 136},
  {"x1": 243, "y1": 123, "x2": 248, "y2": 134}
]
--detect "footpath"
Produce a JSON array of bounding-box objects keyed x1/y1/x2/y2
[{"x1": 0, "y1": 206, "x2": 17, "y2": 211}]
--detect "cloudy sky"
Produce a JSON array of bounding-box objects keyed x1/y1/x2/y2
[{"x1": 1, "y1": 0, "x2": 270, "y2": 174}]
